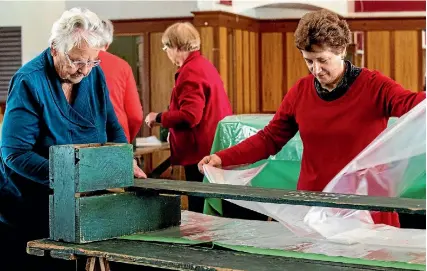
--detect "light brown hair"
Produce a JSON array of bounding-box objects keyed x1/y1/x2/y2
[
  {"x1": 294, "y1": 9, "x2": 351, "y2": 54},
  {"x1": 162, "y1": 22, "x2": 201, "y2": 52}
]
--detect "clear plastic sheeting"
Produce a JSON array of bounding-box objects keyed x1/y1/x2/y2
[
  {"x1": 204, "y1": 164, "x2": 426, "y2": 248},
  {"x1": 205, "y1": 114, "x2": 401, "y2": 216},
  {"x1": 305, "y1": 99, "x2": 426, "y2": 243},
  {"x1": 203, "y1": 163, "x2": 267, "y2": 186},
  {"x1": 203, "y1": 100, "x2": 426, "y2": 248},
  {"x1": 121, "y1": 211, "x2": 426, "y2": 266},
  {"x1": 324, "y1": 100, "x2": 426, "y2": 199}
]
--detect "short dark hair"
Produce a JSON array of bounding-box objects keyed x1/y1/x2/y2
[{"x1": 294, "y1": 9, "x2": 351, "y2": 54}]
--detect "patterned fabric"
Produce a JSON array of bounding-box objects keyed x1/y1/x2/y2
[{"x1": 314, "y1": 61, "x2": 362, "y2": 101}]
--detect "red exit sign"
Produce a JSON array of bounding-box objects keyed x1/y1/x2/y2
[
  {"x1": 219, "y1": 0, "x2": 232, "y2": 6},
  {"x1": 355, "y1": 0, "x2": 426, "y2": 12}
]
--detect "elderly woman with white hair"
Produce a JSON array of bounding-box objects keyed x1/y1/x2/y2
[{"x1": 0, "y1": 7, "x2": 146, "y2": 270}]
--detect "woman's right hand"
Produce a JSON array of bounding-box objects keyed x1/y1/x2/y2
[{"x1": 198, "y1": 154, "x2": 222, "y2": 174}]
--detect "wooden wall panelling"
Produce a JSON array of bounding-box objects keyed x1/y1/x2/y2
[
  {"x1": 138, "y1": 33, "x2": 150, "y2": 138},
  {"x1": 347, "y1": 17, "x2": 426, "y2": 32},
  {"x1": 259, "y1": 17, "x2": 425, "y2": 33},
  {"x1": 249, "y1": 31, "x2": 259, "y2": 113},
  {"x1": 192, "y1": 11, "x2": 259, "y2": 32},
  {"x1": 218, "y1": 27, "x2": 228, "y2": 94},
  {"x1": 227, "y1": 28, "x2": 236, "y2": 113},
  {"x1": 389, "y1": 31, "x2": 396, "y2": 79},
  {"x1": 149, "y1": 32, "x2": 176, "y2": 168},
  {"x1": 200, "y1": 27, "x2": 215, "y2": 64},
  {"x1": 242, "y1": 31, "x2": 251, "y2": 114},
  {"x1": 112, "y1": 12, "x2": 426, "y2": 126},
  {"x1": 419, "y1": 30, "x2": 425, "y2": 91},
  {"x1": 193, "y1": 11, "x2": 260, "y2": 114},
  {"x1": 234, "y1": 29, "x2": 244, "y2": 114},
  {"x1": 261, "y1": 32, "x2": 283, "y2": 112},
  {"x1": 365, "y1": 31, "x2": 391, "y2": 77},
  {"x1": 285, "y1": 33, "x2": 308, "y2": 92},
  {"x1": 281, "y1": 33, "x2": 288, "y2": 100},
  {"x1": 394, "y1": 30, "x2": 421, "y2": 91},
  {"x1": 423, "y1": 34, "x2": 426, "y2": 89},
  {"x1": 0, "y1": 103, "x2": 4, "y2": 123},
  {"x1": 259, "y1": 20, "x2": 299, "y2": 33}
]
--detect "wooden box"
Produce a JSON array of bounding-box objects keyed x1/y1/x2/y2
[{"x1": 49, "y1": 144, "x2": 181, "y2": 243}]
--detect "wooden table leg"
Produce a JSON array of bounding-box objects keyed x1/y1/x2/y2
[
  {"x1": 85, "y1": 257, "x2": 96, "y2": 271},
  {"x1": 99, "y1": 257, "x2": 110, "y2": 271},
  {"x1": 149, "y1": 157, "x2": 171, "y2": 178},
  {"x1": 85, "y1": 257, "x2": 110, "y2": 271}
]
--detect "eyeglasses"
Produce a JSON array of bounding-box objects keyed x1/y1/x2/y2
[
  {"x1": 65, "y1": 52, "x2": 101, "y2": 69},
  {"x1": 162, "y1": 45, "x2": 168, "y2": 52}
]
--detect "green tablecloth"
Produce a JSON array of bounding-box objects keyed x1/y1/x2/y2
[
  {"x1": 121, "y1": 211, "x2": 425, "y2": 270},
  {"x1": 203, "y1": 114, "x2": 425, "y2": 216}
]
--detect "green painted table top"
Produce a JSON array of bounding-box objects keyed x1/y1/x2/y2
[
  {"x1": 28, "y1": 238, "x2": 417, "y2": 271},
  {"x1": 135, "y1": 179, "x2": 426, "y2": 214},
  {"x1": 28, "y1": 210, "x2": 425, "y2": 271},
  {"x1": 118, "y1": 211, "x2": 425, "y2": 271}
]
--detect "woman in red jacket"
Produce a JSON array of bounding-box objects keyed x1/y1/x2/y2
[
  {"x1": 198, "y1": 10, "x2": 425, "y2": 228},
  {"x1": 145, "y1": 22, "x2": 232, "y2": 212}
]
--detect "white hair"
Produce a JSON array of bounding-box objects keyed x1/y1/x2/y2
[
  {"x1": 101, "y1": 19, "x2": 114, "y2": 47},
  {"x1": 49, "y1": 7, "x2": 109, "y2": 53}
]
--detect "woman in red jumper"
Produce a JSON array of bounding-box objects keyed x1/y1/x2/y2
[
  {"x1": 145, "y1": 22, "x2": 233, "y2": 212},
  {"x1": 198, "y1": 9, "x2": 426, "y2": 228}
]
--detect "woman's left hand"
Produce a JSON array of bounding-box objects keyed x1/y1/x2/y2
[
  {"x1": 145, "y1": 112, "x2": 158, "y2": 128},
  {"x1": 133, "y1": 159, "x2": 147, "y2": 179}
]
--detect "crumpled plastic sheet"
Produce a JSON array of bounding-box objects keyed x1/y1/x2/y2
[
  {"x1": 305, "y1": 99, "x2": 426, "y2": 242},
  {"x1": 123, "y1": 211, "x2": 426, "y2": 265},
  {"x1": 204, "y1": 100, "x2": 426, "y2": 248},
  {"x1": 204, "y1": 164, "x2": 426, "y2": 248}
]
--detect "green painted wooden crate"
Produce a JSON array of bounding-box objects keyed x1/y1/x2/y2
[{"x1": 49, "y1": 143, "x2": 181, "y2": 243}]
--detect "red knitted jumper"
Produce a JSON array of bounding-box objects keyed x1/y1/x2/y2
[{"x1": 217, "y1": 69, "x2": 426, "y2": 227}]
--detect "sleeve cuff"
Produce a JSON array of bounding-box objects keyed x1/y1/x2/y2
[
  {"x1": 216, "y1": 150, "x2": 232, "y2": 167},
  {"x1": 156, "y1": 112, "x2": 162, "y2": 123}
]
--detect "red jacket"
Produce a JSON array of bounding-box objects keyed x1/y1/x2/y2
[
  {"x1": 161, "y1": 51, "x2": 232, "y2": 166},
  {"x1": 99, "y1": 51, "x2": 143, "y2": 142},
  {"x1": 217, "y1": 69, "x2": 426, "y2": 227}
]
